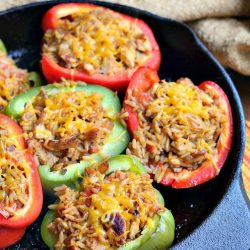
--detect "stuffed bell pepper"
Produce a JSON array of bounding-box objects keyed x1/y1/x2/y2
[
  {"x1": 0, "y1": 39, "x2": 41, "y2": 112},
  {"x1": 6, "y1": 81, "x2": 130, "y2": 192},
  {"x1": 41, "y1": 155, "x2": 175, "y2": 250},
  {"x1": 0, "y1": 114, "x2": 43, "y2": 248},
  {"x1": 41, "y1": 3, "x2": 160, "y2": 90},
  {"x1": 124, "y1": 67, "x2": 233, "y2": 188}
]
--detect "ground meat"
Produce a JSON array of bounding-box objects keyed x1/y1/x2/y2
[{"x1": 28, "y1": 139, "x2": 59, "y2": 167}]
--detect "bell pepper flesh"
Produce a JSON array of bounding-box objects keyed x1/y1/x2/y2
[
  {"x1": 0, "y1": 226, "x2": 26, "y2": 249},
  {"x1": 137, "y1": 209, "x2": 175, "y2": 250},
  {"x1": 41, "y1": 3, "x2": 161, "y2": 90},
  {"x1": 124, "y1": 67, "x2": 160, "y2": 133},
  {"x1": 41, "y1": 155, "x2": 175, "y2": 250},
  {"x1": 0, "y1": 39, "x2": 7, "y2": 54},
  {"x1": 0, "y1": 114, "x2": 43, "y2": 228},
  {"x1": 124, "y1": 67, "x2": 233, "y2": 188},
  {"x1": 6, "y1": 84, "x2": 130, "y2": 192},
  {"x1": 27, "y1": 71, "x2": 42, "y2": 88}
]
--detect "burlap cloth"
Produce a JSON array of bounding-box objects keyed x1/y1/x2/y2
[{"x1": 0, "y1": 0, "x2": 249, "y2": 76}]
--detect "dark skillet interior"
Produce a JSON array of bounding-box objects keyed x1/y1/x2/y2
[{"x1": 0, "y1": 1, "x2": 246, "y2": 249}]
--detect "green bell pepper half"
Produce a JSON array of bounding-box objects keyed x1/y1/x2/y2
[
  {"x1": 6, "y1": 84, "x2": 130, "y2": 192},
  {"x1": 0, "y1": 39, "x2": 7, "y2": 54},
  {"x1": 41, "y1": 155, "x2": 175, "y2": 250}
]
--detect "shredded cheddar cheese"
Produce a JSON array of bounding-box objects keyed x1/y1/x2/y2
[
  {"x1": 48, "y1": 166, "x2": 164, "y2": 250},
  {"x1": 22, "y1": 90, "x2": 109, "y2": 138},
  {"x1": 43, "y1": 8, "x2": 152, "y2": 76}
]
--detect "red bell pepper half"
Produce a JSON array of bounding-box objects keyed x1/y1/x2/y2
[
  {"x1": 124, "y1": 67, "x2": 233, "y2": 188},
  {"x1": 0, "y1": 114, "x2": 43, "y2": 228},
  {"x1": 41, "y1": 3, "x2": 161, "y2": 90},
  {"x1": 0, "y1": 226, "x2": 26, "y2": 249}
]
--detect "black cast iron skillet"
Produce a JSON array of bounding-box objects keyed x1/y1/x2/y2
[{"x1": 0, "y1": 1, "x2": 248, "y2": 249}]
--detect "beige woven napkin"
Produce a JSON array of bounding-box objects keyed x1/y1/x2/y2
[{"x1": 1, "y1": 0, "x2": 250, "y2": 75}]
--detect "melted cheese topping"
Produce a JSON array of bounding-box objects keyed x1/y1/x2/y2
[
  {"x1": 0, "y1": 52, "x2": 29, "y2": 112},
  {"x1": 48, "y1": 167, "x2": 164, "y2": 250},
  {"x1": 147, "y1": 79, "x2": 222, "y2": 153},
  {"x1": 21, "y1": 89, "x2": 110, "y2": 138},
  {"x1": 149, "y1": 79, "x2": 212, "y2": 124},
  {"x1": 43, "y1": 8, "x2": 152, "y2": 76}
]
